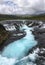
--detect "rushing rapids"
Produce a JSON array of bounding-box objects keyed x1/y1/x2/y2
[
  {"x1": 1, "y1": 25, "x2": 37, "y2": 58},
  {"x1": 0, "y1": 23, "x2": 37, "y2": 65}
]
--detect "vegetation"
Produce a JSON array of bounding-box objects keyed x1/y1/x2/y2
[{"x1": 0, "y1": 14, "x2": 45, "y2": 21}]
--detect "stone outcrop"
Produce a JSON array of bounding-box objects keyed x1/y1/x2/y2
[{"x1": 0, "y1": 24, "x2": 9, "y2": 45}]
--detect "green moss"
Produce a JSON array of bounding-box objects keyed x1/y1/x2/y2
[
  {"x1": 0, "y1": 28, "x2": 9, "y2": 45},
  {"x1": 0, "y1": 24, "x2": 9, "y2": 45}
]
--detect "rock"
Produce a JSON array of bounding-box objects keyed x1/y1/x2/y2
[
  {"x1": 37, "y1": 28, "x2": 45, "y2": 34},
  {"x1": 0, "y1": 24, "x2": 6, "y2": 31},
  {"x1": 9, "y1": 30, "x2": 26, "y2": 40},
  {"x1": 32, "y1": 22, "x2": 45, "y2": 48},
  {"x1": 14, "y1": 23, "x2": 20, "y2": 31},
  {"x1": 0, "y1": 24, "x2": 9, "y2": 47},
  {"x1": 26, "y1": 20, "x2": 43, "y2": 27},
  {"x1": 3, "y1": 23, "x2": 16, "y2": 31}
]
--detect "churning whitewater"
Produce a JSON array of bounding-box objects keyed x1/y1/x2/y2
[{"x1": 0, "y1": 24, "x2": 37, "y2": 65}]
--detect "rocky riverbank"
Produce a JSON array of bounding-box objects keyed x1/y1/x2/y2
[
  {"x1": 28, "y1": 20, "x2": 45, "y2": 65},
  {"x1": 0, "y1": 20, "x2": 26, "y2": 51}
]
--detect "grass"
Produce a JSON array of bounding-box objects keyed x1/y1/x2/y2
[{"x1": 0, "y1": 14, "x2": 45, "y2": 21}]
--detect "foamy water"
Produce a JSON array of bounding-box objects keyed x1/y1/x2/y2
[
  {"x1": 0, "y1": 48, "x2": 39, "y2": 65},
  {"x1": 0, "y1": 24, "x2": 37, "y2": 65}
]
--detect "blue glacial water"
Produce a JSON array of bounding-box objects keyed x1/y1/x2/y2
[
  {"x1": 2, "y1": 25, "x2": 37, "y2": 59},
  {"x1": 0, "y1": 25, "x2": 37, "y2": 65}
]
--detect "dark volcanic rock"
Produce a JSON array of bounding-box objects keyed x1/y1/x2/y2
[
  {"x1": 36, "y1": 28, "x2": 45, "y2": 34},
  {"x1": 35, "y1": 48, "x2": 45, "y2": 65},
  {"x1": 0, "y1": 24, "x2": 9, "y2": 49},
  {"x1": 33, "y1": 26, "x2": 45, "y2": 48},
  {"x1": 0, "y1": 24, "x2": 6, "y2": 30},
  {"x1": 9, "y1": 30, "x2": 26, "y2": 41},
  {"x1": 26, "y1": 20, "x2": 43, "y2": 27}
]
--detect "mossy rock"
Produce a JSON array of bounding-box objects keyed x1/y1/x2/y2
[{"x1": 0, "y1": 24, "x2": 9, "y2": 45}]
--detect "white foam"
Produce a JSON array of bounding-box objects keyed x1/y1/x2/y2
[
  {"x1": 3, "y1": 24, "x2": 16, "y2": 31},
  {"x1": 0, "y1": 55, "x2": 16, "y2": 65},
  {"x1": 0, "y1": 48, "x2": 40, "y2": 65},
  {"x1": 29, "y1": 48, "x2": 39, "y2": 62},
  {"x1": 15, "y1": 48, "x2": 40, "y2": 63}
]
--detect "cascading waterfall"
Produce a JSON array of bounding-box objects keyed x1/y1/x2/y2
[{"x1": 0, "y1": 24, "x2": 37, "y2": 65}]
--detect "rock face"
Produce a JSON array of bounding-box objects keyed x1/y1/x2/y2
[{"x1": 0, "y1": 24, "x2": 9, "y2": 45}]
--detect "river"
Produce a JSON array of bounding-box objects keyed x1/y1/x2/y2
[{"x1": 0, "y1": 24, "x2": 37, "y2": 65}]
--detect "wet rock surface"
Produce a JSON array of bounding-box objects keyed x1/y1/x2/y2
[
  {"x1": 23, "y1": 20, "x2": 45, "y2": 65},
  {"x1": 30, "y1": 21, "x2": 45, "y2": 65},
  {"x1": 0, "y1": 24, "x2": 9, "y2": 46},
  {"x1": 35, "y1": 48, "x2": 45, "y2": 65},
  {"x1": 32, "y1": 22, "x2": 45, "y2": 48}
]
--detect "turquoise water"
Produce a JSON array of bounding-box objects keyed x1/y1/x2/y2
[{"x1": 2, "y1": 25, "x2": 37, "y2": 60}]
